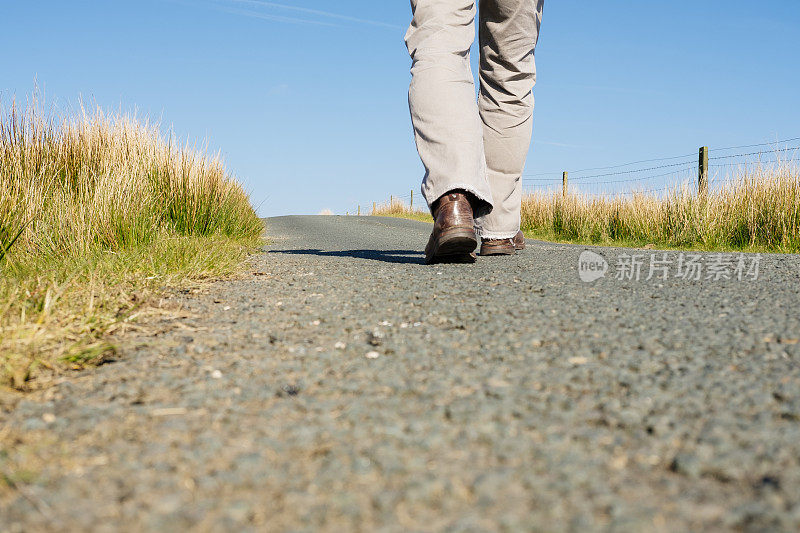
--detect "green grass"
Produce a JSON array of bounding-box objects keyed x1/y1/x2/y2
[
  {"x1": 1, "y1": 98, "x2": 262, "y2": 389},
  {"x1": 2, "y1": 234, "x2": 260, "y2": 388},
  {"x1": 518, "y1": 226, "x2": 783, "y2": 253}
]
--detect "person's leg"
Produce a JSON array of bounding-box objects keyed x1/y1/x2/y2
[
  {"x1": 474, "y1": 0, "x2": 544, "y2": 239},
  {"x1": 405, "y1": 0, "x2": 493, "y2": 218}
]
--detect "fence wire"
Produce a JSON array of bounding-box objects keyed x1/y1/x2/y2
[{"x1": 371, "y1": 136, "x2": 798, "y2": 211}]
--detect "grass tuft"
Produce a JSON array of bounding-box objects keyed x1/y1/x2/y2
[
  {"x1": 0, "y1": 98, "x2": 262, "y2": 389},
  {"x1": 370, "y1": 198, "x2": 432, "y2": 223}
]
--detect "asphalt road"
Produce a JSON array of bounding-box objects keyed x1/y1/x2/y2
[{"x1": 2, "y1": 215, "x2": 800, "y2": 531}]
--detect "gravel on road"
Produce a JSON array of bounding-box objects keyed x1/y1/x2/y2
[{"x1": 2, "y1": 215, "x2": 800, "y2": 531}]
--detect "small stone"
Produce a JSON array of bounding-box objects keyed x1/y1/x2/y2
[
  {"x1": 610, "y1": 455, "x2": 628, "y2": 470},
  {"x1": 42, "y1": 413, "x2": 56, "y2": 424},
  {"x1": 151, "y1": 407, "x2": 188, "y2": 417},
  {"x1": 568, "y1": 356, "x2": 589, "y2": 365},
  {"x1": 669, "y1": 453, "x2": 701, "y2": 478},
  {"x1": 281, "y1": 384, "x2": 300, "y2": 396},
  {"x1": 223, "y1": 306, "x2": 232, "y2": 311},
  {"x1": 210, "y1": 370, "x2": 223, "y2": 379},
  {"x1": 365, "y1": 351, "x2": 381, "y2": 359},
  {"x1": 334, "y1": 341, "x2": 347, "y2": 350},
  {"x1": 367, "y1": 331, "x2": 383, "y2": 346}
]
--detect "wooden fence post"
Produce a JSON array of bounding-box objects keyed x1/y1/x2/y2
[
  {"x1": 372, "y1": 201, "x2": 376, "y2": 214},
  {"x1": 562, "y1": 171, "x2": 568, "y2": 197},
  {"x1": 698, "y1": 146, "x2": 709, "y2": 196},
  {"x1": 410, "y1": 190, "x2": 414, "y2": 211},
  {"x1": 390, "y1": 195, "x2": 393, "y2": 206},
  {"x1": 357, "y1": 205, "x2": 361, "y2": 216}
]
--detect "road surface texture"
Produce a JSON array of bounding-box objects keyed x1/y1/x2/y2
[{"x1": 2, "y1": 215, "x2": 800, "y2": 532}]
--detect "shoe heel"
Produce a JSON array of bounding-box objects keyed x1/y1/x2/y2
[{"x1": 436, "y1": 229, "x2": 478, "y2": 256}]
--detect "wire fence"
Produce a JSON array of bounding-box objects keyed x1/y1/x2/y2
[
  {"x1": 358, "y1": 136, "x2": 799, "y2": 214},
  {"x1": 521, "y1": 137, "x2": 799, "y2": 198}
]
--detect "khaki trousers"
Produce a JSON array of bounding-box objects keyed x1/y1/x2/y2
[{"x1": 405, "y1": 0, "x2": 544, "y2": 238}]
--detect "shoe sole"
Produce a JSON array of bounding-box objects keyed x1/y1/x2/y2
[
  {"x1": 425, "y1": 228, "x2": 478, "y2": 265},
  {"x1": 480, "y1": 245, "x2": 516, "y2": 256}
]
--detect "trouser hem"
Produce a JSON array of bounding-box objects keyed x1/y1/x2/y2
[
  {"x1": 477, "y1": 229, "x2": 519, "y2": 239},
  {"x1": 424, "y1": 182, "x2": 494, "y2": 220}
]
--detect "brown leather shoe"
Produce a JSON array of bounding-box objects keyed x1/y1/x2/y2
[
  {"x1": 480, "y1": 237, "x2": 516, "y2": 256},
  {"x1": 513, "y1": 230, "x2": 526, "y2": 250},
  {"x1": 424, "y1": 191, "x2": 478, "y2": 264}
]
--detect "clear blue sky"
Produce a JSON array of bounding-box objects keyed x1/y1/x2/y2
[{"x1": 3, "y1": 1, "x2": 799, "y2": 215}]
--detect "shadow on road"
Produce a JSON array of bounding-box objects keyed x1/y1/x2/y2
[{"x1": 269, "y1": 249, "x2": 425, "y2": 265}]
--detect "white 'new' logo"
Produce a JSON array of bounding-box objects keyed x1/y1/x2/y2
[{"x1": 578, "y1": 250, "x2": 608, "y2": 282}]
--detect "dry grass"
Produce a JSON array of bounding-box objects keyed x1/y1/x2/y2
[
  {"x1": 372, "y1": 162, "x2": 800, "y2": 252},
  {"x1": 0, "y1": 98, "x2": 262, "y2": 389},
  {"x1": 370, "y1": 198, "x2": 432, "y2": 223},
  {"x1": 522, "y1": 163, "x2": 800, "y2": 251}
]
